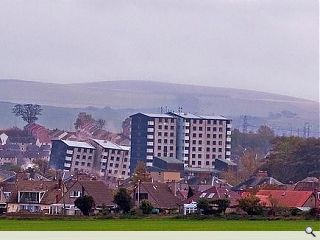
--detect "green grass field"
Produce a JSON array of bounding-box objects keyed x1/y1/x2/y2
[{"x1": 0, "y1": 219, "x2": 318, "y2": 231}]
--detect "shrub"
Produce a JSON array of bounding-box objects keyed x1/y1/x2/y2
[
  {"x1": 139, "y1": 200, "x2": 154, "y2": 214},
  {"x1": 238, "y1": 195, "x2": 263, "y2": 215},
  {"x1": 74, "y1": 195, "x2": 95, "y2": 216},
  {"x1": 113, "y1": 188, "x2": 133, "y2": 213}
]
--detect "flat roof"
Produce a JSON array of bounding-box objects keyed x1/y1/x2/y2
[
  {"x1": 61, "y1": 140, "x2": 95, "y2": 149},
  {"x1": 169, "y1": 112, "x2": 230, "y2": 120},
  {"x1": 130, "y1": 113, "x2": 175, "y2": 118},
  {"x1": 215, "y1": 158, "x2": 237, "y2": 166},
  {"x1": 154, "y1": 156, "x2": 184, "y2": 164},
  {"x1": 92, "y1": 139, "x2": 130, "y2": 151},
  {"x1": 184, "y1": 167, "x2": 220, "y2": 173}
]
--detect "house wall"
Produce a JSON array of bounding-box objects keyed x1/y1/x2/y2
[{"x1": 49, "y1": 140, "x2": 68, "y2": 170}]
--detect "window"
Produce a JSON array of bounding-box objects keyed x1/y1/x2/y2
[
  {"x1": 157, "y1": 153, "x2": 161, "y2": 156},
  {"x1": 114, "y1": 170, "x2": 118, "y2": 174},
  {"x1": 89, "y1": 149, "x2": 93, "y2": 153},
  {"x1": 207, "y1": 127, "x2": 211, "y2": 131},
  {"x1": 199, "y1": 134, "x2": 202, "y2": 138},
  {"x1": 164, "y1": 139, "x2": 168, "y2": 143},
  {"x1": 219, "y1": 141, "x2": 222, "y2": 145},
  {"x1": 198, "y1": 161, "x2": 201, "y2": 165},
  {"x1": 76, "y1": 155, "x2": 80, "y2": 159},
  {"x1": 198, "y1": 147, "x2": 202, "y2": 151},
  {"x1": 158, "y1": 146, "x2": 161, "y2": 150},
  {"x1": 170, "y1": 132, "x2": 174, "y2": 137},
  {"x1": 170, "y1": 146, "x2": 174, "y2": 150},
  {"x1": 219, "y1": 134, "x2": 222, "y2": 139},
  {"x1": 116, "y1": 157, "x2": 120, "y2": 161},
  {"x1": 158, "y1": 132, "x2": 162, "y2": 136},
  {"x1": 206, "y1": 154, "x2": 210, "y2": 159},
  {"x1": 219, "y1": 148, "x2": 222, "y2": 152},
  {"x1": 198, "y1": 154, "x2": 202, "y2": 158},
  {"x1": 123, "y1": 165, "x2": 127, "y2": 168},
  {"x1": 70, "y1": 191, "x2": 81, "y2": 197},
  {"x1": 192, "y1": 133, "x2": 196, "y2": 137},
  {"x1": 199, "y1": 120, "x2": 203, "y2": 124},
  {"x1": 192, "y1": 161, "x2": 195, "y2": 165},
  {"x1": 82, "y1": 155, "x2": 86, "y2": 160},
  {"x1": 193, "y1": 119, "x2": 197, "y2": 124},
  {"x1": 207, "y1": 120, "x2": 211, "y2": 124},
  {"x1": 164, "y1": 125, "x2": 168, "y2": 130},
  {"x1": 75, "y1": 161, "x2": 79, "y2": 166},
  {"x1": 158, "y1": 139, "x2": 162, "y2": 143},
  {"x1": 193, "y1": 126, "x2": 196, "y2": 131},
  {"x1": 192, "y1": 154, "x2": 196, "y2": 158},
  {"x1": 198, "y1": 140, "x2": 202, "y2": 144},
  {"x1": 192, "y1": 140, "x2": 196, "y2": 144},
  {"x1": 115, "y1": 164, "x2": 119, "y2": 168},
  {"x1": 171, "y1": 118, "x2": 174, "y2": 123},
  {"x1": 124, "y1": 158, "x2": 128, "y2": 162},
  {"x1": 206, "y1": 161, "x2": 210, "y2": 165},
  {"x1": 170, "y1": 153, "x2": 173, "y2": 157},
  {"x1": 122, "y1": 171, "x2": 126, "y2": 175},
  {"x1": 219, "y1": 127, "x2": 223, "y2": 132},
  {"x1": 77, "y1": 148, "x2": 81, "y2": 152},
  {"x1": 110, "y1": 156, "x2": 114, "y2": 160},
  {"x1": 109, "y1": 163, "x2": 113, "y2": 167},
  {"x1": 108, "y1": 169, "x2": 112, "y2": 173},
  {"x1": 84, "y1": 149, "x2": 87, "y2": 153},
  {"x1": 213, "y1": 120, "x2": 217, "y2": 124},
  {"x1": 206, "y1": 141, "x2": 210, "y2": 145},
  {"x1": 81, "y1": 162, "x2": 85, "y2": 166},
  {"x1": 199, "y1": 127, "x2": 203, "y2": 131},
  {"x1": 87, "y1": 163, "x2": 91, "y2": 167},
  {"x1": 88, "y1": 156, "x2": 92, "y2": 160},
  {"x1": 213, "y1": 127, "x2": 217, "y2": 131},
  {"x1": 207, "y1": 134, "x2": 210, "y2": 138},
  {"x1": 218, "y1": 155, "x2": 222, "y2": 158},
  {"x1": 158, "y1": 125, "x2": 162, "y2": 130},
  {"x1": 170, "y1": 126, "x2": 174, "y2": 130},
  {"x1": 170, "y1": 139, "x2": 173, "y2": 144},
  {"x1": 213, "y1": 141, "x2": 216, "y2": 145},
  {"x1": 206, "y1": 147, "x2": 210, "y2": 152},
  {"x1": 164, "y1": 132, "x2": 168, "y2": 137},
  {"x1": 208, "y1": 193, "x2": 215, "y2": 198},
  {"x1": 212, "y1": 154, "x2": 216, "y2": 159},
  {"x1": 159, "y1": 118, "x2": 162, "y2": 123}
]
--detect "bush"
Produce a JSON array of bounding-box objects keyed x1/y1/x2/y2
[
  {"x1": 139, "y1": 200, "x2": 154, "y2": 214},
  {"x1": 238, "y1": 195, "x2": 263, "y2": 215},
  {"x1": 74, "y1": 195, "x2": 95, "y2": 216},
  {"x1": 113, "y1": 188, "x2": 133, "y2": 213}
]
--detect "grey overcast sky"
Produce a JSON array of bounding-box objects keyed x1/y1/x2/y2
[{"x1": 0, "y1": 0, "x2": 318, "y2": 101}]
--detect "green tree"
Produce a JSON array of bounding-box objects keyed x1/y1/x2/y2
[
  {"x1": 187, "y1": 186, "x2": 194, "y2": 198},
  {"x1": 96, "y1": 119, "x2": 106, "y2": 130},
  {"x1": 139, "y1": 200, "x2": 154, "y2": 214},
  {"x1": 212, "y1": 198, "x2": 230, "y2": 215},
  {"x1": 74, "y1": 195, "x2": 95, "y2": 216},
  {"x1": 238, "y1": 194, "x2": 263, "y2": 215},
  {"x1": 74, "y1": 112, "x2": 95, "y2": 130},
  {"x1": 113, "y1": 188, "x2": 133, "y2": 213},
  {"x1": 197, "y1": 198, "x2": 210, "y2": 215},
  {"x1": 12, "y1": 104, "x2": 42, "y2": 124}
]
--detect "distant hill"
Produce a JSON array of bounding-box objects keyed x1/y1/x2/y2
[{"x1": 0, "y1": 79, "x2": 318, "y2": 136}]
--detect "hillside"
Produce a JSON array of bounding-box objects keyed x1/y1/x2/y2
[{"x1": 0, "y1": 79, "x2": 318, "y2": 135}]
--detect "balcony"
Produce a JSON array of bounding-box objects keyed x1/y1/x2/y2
[
  {"x1": 65, "y1": 156, "x2": 72, "y2": 161},
  {"x1": 147, "y1": 135, "x2": 154, "y2": 140},
  {"x1": 147, "y1": 142, "x2": 154, "y2": 146},
  {"x1": 64, "y1": 163, "x2": 71, "y2": 168},
  {"x1": 147, "y1": 121, "x2": 154, "y2": 125},
  {"x1": 226, "y1": 137, "x2": 231, "y2": 142},
  {"x1": 66, "y1": 150, "x2": 73, "y2": 155},
  {"x1": 227, "y1": 131, "x2": 232, "y2": 135},
  {"x1": 147, "y1": 128, "x2": 154, "y2": 132},
  {"x1": 147, "y1": 149, "x2": 153, "y2": 153}
]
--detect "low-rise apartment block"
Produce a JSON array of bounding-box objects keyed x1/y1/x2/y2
[
  {"x1": 89, "y1": 139, "x2": 130, "y2": 181},
  {"x1": 49, "y1": 140, "x2": 96, "y2": 173}
]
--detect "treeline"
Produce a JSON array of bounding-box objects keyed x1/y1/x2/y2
[{"x1": 260, "y1": 137, "x2": 320, "y2": 183}]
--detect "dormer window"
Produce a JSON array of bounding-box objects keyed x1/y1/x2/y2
[{"x1": 70, "y1": 191, "x2": 81, "y2": 198}]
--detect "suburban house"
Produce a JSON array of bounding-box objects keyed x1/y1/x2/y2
[
  {"x1": 50, "y1": 179, "x2": 115, "y2": 215},
  {"x1": 150, "y1": 156, "x2": 184, "y2": 183},
  {"x1": 232, "y1": 171, "x2": 285, "y2": 192},
  {"x1": 0, "y1": 150, "x2": 20, "y2": 165},
  {"x1": 4, "y1": 180, "x2": 61, "y2": 214},
  {"x1": 181, "y1": 184, "x2": 240, "y2": 214},
  {"x1": 255, "y1": 189, "x2": 319, "y2": 210},
  {"x1": 133, "y1": 182, "x2": 181, "y2": 212}
]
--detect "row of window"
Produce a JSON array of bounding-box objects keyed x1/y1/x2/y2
[
  {"x1": 157, "y1": 139, "x2": 174, "y2": 144},
  {"x1": 157, "y1": 146, "x2": 174, "y2": 151},
  {"x1": 156, "y1": 152, "x2": 174, "y2": 157},
  {"x1": 76, "y1": 155, "x2": 92, "y2": 160},
  {"x1": 158, "y1": 125, "x2": 175, "y2": 130},
  {"x1": 191, "y1": 160, "x2": 215, "y2": 166},
  {"x1": 186, "y1": 137, "x2": 223, "y2": 145},
  {"x1": 190, "y1": 133, "x2": 223, "y2": 138},
  {"x1": 191, "y1": 153, "x2": 222, "y2": 159},
  {"x1": 157, "y1": 132, "x2": 175, "y2": 137},
  {"x1": 106, "y1": 149, "x2": 129, "y2": 155},
  {"x1": 109, "y1": 163, "x2": 128, "y2": 168},
  {"x1": 190, "y1": 146, "x2": 223, "y2": 152},
  {"x1": 158, "y1": 118, "x2": 175, "y2": 123},
  {"x1": 192, "y1": 126, "x2": 223, "y2": 132},
  {"x1": 107, "y1": 169, "x2": 128, "y2": 175},
  {"x1": 74, "y1": 161, "x2": 91, "y2": 167},
  {"x1": 191, "y1": 119, "x2": 224, "y2": 125},
  {"x1": 77, "y1": 148, "x2": 94, "y2": 153}
]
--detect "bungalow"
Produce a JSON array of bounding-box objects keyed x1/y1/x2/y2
[
  {"x1": 50, "y1": 180, "x2": 115, "y2": 215},
  {"x1": 134, "y1": 182, "x2": 180, "y2": 212},
  {"x1": 255, "y1": 189, "x2": 319, "y2": 210}
]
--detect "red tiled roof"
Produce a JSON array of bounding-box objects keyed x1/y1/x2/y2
[{"x1": 256, "y1": 190, "x2": 314, "y2": 208}]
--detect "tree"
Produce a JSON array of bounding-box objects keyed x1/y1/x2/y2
[
  {"x1": 238, "y1": 194, "x2": 263, "y2": 215},
  {"x1": 132, "y1": 161, "x2": 151, "y2": 184},
  {"x1": 95, "y1": 119, "x2": 106, "y2": 130},
  {"x1": 197, "y1": 198, "x2": 210, "y2": 215},
  {"x1": 212, "y1": 198, "x2": 230, "y2": 215},
  {"x1": 139, "y1": 200, "x2": 153, "y2": 214},
  {"x1": 12, "y1": 104, "x2": 42, "y2": 124},
  {"x1": 74, "y1": 195, "x2": 95, "y2": 216},
  {"x1": 187, "y1": 186, "x2": 194, "y2": 198},
  {"x1": 113, "y1": 188, "x2": 132, "y2": 213},
  {"x1": 74, "y1": 112, "x2": 95, "y2": 130}
]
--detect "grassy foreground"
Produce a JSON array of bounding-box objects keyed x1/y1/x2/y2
[{"x1": 0, "y1": 219, "x2": 318, "y2": 231}]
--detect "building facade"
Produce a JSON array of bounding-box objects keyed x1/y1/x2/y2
[
  {"x1": 89, "y1": 139, "x2": 130, "y2": 181},
  {"x1": 130, "y1": 113, "x2": 177, "y2": 172},
  {"x1": 49, "y1": 140, "x2": 96, "y2": 173},
  {"x1": 130, "y1": 112, "x2": 231, "y2": 172}
]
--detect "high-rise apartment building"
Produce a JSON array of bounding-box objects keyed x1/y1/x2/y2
[
  {"x1": 130, "y1": 112, "x2": 231, "y2": 172},
  {"x1": 130, "y1": 113, "x2": 177, "y2": 172}
]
